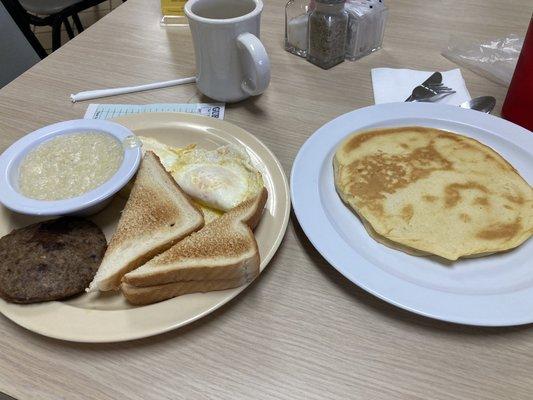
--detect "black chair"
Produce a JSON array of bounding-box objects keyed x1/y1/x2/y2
[
  {"x1": 1, "y1": 0, "x2": 46, "y2": 88},
  {"x1": 5, "y1": 0, "x2": 119, "y2": 51}
]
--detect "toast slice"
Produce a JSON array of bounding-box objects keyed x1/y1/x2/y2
[
  {"x1": 122, "y1": 276, "x2": 250, "y2": 305},
  {"x1": 121, "y1": 187, "x2": 267, "y2": 299},
  {"x1": 88, "y1": 151, "x2": 204, "y2": 292}
]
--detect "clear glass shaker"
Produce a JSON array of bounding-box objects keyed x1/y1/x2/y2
[
  {"x1": 285, "y1": 0, "x2": 313, "y2": 57},
  {"x1": 345, "y1": 0, "x2": 388, "y2": 61},
  {"x1": 307, "y1": 0, "x2": 348, "y2": 69}
]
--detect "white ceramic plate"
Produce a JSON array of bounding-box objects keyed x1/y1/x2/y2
[
  {"x1": 0, "y1": 113, "x2": 290, "y2": 342},
  {"x1": 291, "y1": 103, "x2": 533, "y2": 327}
]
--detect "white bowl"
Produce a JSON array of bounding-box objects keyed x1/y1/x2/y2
[{"x1": 0, "y1": 119, "x2": 141, "y2": 216}]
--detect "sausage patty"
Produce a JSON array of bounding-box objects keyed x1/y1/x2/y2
[{"x1": 0, "y1": 217, "x2": 106, "y2": 303}]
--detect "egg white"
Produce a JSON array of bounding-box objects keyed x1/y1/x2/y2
[
  {"x1": 139, "y1": 137, "x2": 264, "y2": 215},
  {"x1": 170, "y1": 145, "x2": 264, "y2": 212}
]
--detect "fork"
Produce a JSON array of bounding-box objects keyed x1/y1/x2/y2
[{"x1": 405, "y1": 82, "x2": 456, "y2": 102}]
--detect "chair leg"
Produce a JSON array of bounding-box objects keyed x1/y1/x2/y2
[
  {"x1": 72, "y1": 13, "x2": 84, "y2": 33},
  {"x1": 64, "y1": 18, "x2": 75, "y2": 39},
  {"x1": 52, "y1": 20, "x2": 62, "y2": 51}
]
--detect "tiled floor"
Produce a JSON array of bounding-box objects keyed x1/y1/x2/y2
[{"x1": 32, "y1": 0, "x2": 124, "y2": 54}]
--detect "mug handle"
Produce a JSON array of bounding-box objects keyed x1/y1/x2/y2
[{"x1": 236, "y1": 33, "x2": 271, "y2": 96}]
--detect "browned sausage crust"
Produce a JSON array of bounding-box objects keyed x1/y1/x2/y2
[{"x1": 0, "y1": 217, "x2": 106, "y2": 303}]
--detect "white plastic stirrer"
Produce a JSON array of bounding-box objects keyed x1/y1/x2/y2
[{"x1": 70, "y1": 76, "x2": 197, "y2": 102}]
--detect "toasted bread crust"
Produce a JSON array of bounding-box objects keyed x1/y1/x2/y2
[
  {"x1": 110, "y1": 152, "x2": 203, "y2": 249},
  {"x1": 121, "y1": 189, "x2": 267, "y2": 298},
  {"x1": 123, "y1": 249, "x2": 261, "y2": 289},
  {"x1": 88, "y1": 152, "x2": 204, "y2": 292},
  {"x1": 121, "y1": 275, "x2": 251, "y2": 305}
]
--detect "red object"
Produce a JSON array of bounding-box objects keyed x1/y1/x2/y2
[{"x1": 501, "y1": 16, "x2": 533, "y2": 132}]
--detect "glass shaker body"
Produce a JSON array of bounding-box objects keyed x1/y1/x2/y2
[
  {"x1": 345, "y1": 0, "x2": 388, "y2": 60},
  {"x1": 307, "y1": 1, "x2": 348, "y2": 69},
  {"x1": 285, "y1": 0, "x2": 312, "y2": 57}
]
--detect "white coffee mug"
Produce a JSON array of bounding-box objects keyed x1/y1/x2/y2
[{"x1": 185, "y1": 0, "x2": 271, "y2": 103}]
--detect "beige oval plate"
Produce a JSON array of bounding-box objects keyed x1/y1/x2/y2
[{"x1": 0, "y1": 113, "x2": 290, "y2": 342}]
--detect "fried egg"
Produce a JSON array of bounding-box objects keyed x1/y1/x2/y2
[
  {"x1": 170, "y1": 144, "x2": 264, "y2": 212},
  {"x1": 139, "y1": 137, "x2": 264, "y2": 221},
  {"x1": 139, "y1": 137, "x2": 179, "y2": 171}
]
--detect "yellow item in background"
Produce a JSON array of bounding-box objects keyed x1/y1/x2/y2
[
  {"x1": 161, "y1": 0, "x2": 185, "y2": 16},
  {"x1": 160, "y1": 0, "x2": 188, "y2": 26}
]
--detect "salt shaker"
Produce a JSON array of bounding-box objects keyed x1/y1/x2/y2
[
  {"x1": 285, "y1": 0, "x2": 313, "y2": 57},
  {"x1": 307, "y1": 0, "x2": 348, "y2": 69}
]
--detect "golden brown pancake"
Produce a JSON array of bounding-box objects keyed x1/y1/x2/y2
[{"x1": 333, "y1": 126, "x2": 533, "y2": 260}]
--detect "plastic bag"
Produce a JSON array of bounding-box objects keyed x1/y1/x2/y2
[{"x1": 442, "y1": 34, "x2": 523, "y2": 87}]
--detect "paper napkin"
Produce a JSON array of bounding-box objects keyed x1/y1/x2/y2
[{"x1": 371, "y1": 68, "x2": 471, "y2": 105}]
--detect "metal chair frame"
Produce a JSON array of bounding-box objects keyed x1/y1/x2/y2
[
  {"x1": 1, "y1": 0, "x2": 47, "y2": 58},
  {"x1": 2, "y1": 0, "x2": 114, "y2": 52}
]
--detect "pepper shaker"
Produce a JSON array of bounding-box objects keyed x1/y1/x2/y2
[{"x1": 307, "y1": 0, "x2": 348, "y2": 69}]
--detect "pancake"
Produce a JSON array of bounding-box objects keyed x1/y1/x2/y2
[{"x1": 333, "y1": 126, "x2": 533, "y2": 261}]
